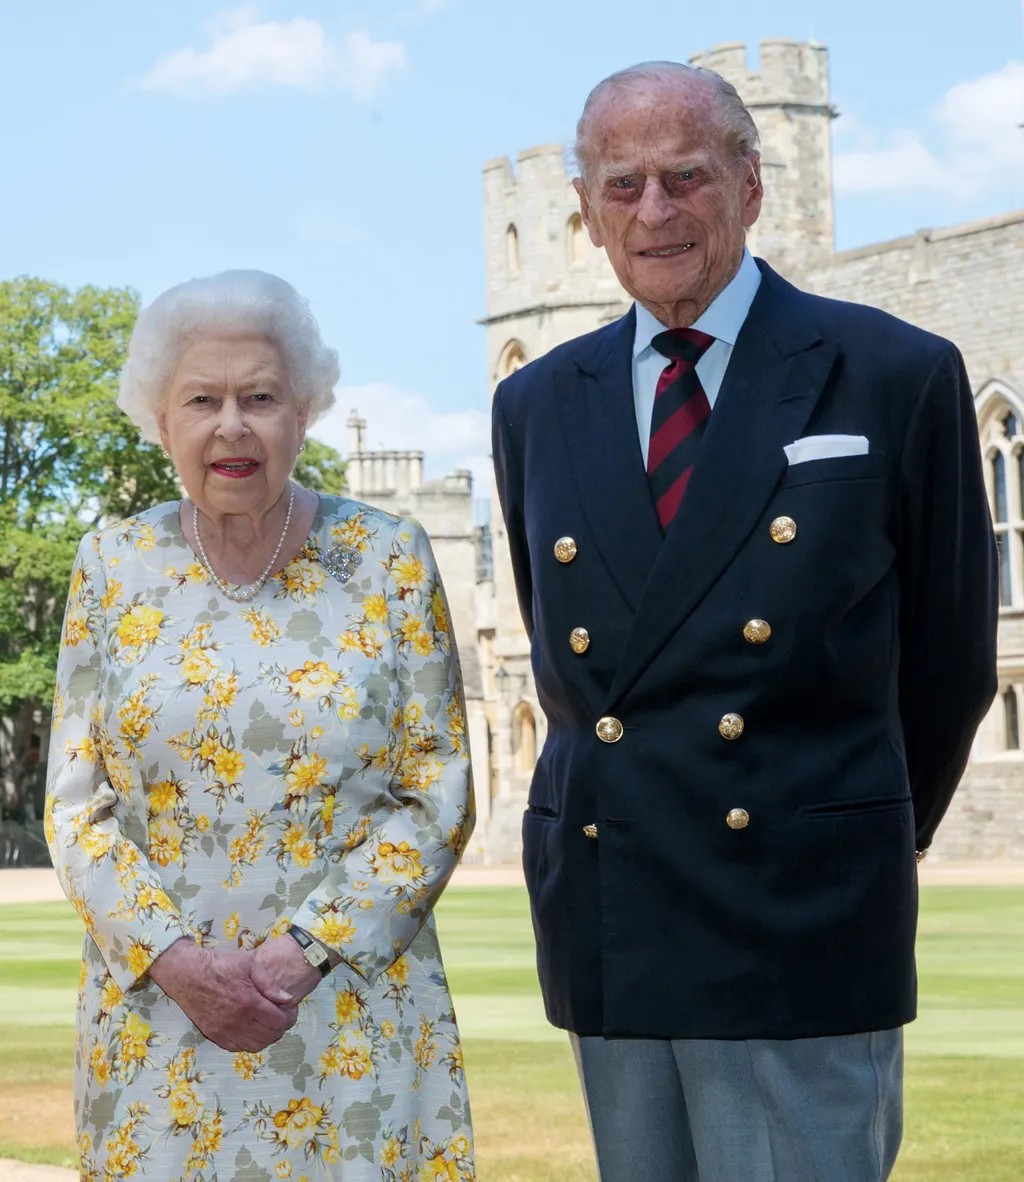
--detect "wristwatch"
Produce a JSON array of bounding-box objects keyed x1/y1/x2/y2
[{"x1": 288, "y1": 925, "x2": 332, "y2": 977}]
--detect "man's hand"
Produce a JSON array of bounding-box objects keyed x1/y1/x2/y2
[
  {"x1": 249, "y1": 932, "x2": 330, "y2": 1007},
  {"x1": 148, "y1": 939, "x2": 298, "y2": 1052}
]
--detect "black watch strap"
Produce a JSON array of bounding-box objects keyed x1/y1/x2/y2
[{"x1": 288, "y1": 924, "x2": 331, "y2": 977}]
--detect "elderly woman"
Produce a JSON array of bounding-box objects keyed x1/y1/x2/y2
[{"x1": 45, "y1": 270, "x2": 476, "y2": 1180}]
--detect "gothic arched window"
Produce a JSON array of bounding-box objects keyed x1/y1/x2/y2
[
  {"x1": 978, "y1": 386, "x2": 1024, "y2": 609},
  {"x1": 506, "y1": 224, "x2": 521, "y2": 277},
  {"x1": 497, "y1": 340, "x2": 527, "y2": 380}
]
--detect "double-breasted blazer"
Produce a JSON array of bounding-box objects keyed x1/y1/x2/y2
[{"x1": 491, "y1": 260, "x2": 998, "y2": 1040}]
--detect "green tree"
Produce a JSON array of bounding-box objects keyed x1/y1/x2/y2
[{"x1": 294, "y1": 436, "x2": 347, "y2": 496}]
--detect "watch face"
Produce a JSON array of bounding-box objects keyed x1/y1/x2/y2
[{"x1": 303, "y1": 944, "x2": 330, "y2": 974}]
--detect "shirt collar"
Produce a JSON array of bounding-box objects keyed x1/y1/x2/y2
[{"x1": 633, "y1": 248, "x2": 762, "y2": 358}]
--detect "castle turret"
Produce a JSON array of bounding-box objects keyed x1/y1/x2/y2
[
  {"x1": 482, "y1": 144, "x2": 627, "y2": 385},
  {"x1": 690, "y1": 39, "x2": 835, "y2": 280}
]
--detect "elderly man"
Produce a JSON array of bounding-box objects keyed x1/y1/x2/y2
[{"x1": 491, "y1": 62, "x2": 997, "y2": 1180}]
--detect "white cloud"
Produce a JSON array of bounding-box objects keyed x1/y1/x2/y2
[
  {"x1": 834, "y1": 139, "x2": 944, "y2": 194},
  {"x1": 833, "y1": 60, "x2": 1024, "y2": 202},
  {"x1": 310, "y1": 382, "x2": 492, "y2": 499},
  {"x1": 338, "y1": 32, "x2": 407, "y2": 102},
  {"x1": 141, "y1": 8, "x2": 405, "y2": 100}
]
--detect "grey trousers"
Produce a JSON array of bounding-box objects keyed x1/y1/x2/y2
[{"x1": 570, "y1": 1028, "x2": 903, "y2": 1182}]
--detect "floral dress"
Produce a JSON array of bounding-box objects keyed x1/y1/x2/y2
[{"x1": 45, "y1": 495, "x2": 476, "y2": 1182}]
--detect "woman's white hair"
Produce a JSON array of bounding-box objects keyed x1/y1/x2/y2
[{"x1": 118, "y1": 269, "x2": 339, "y2": 443}]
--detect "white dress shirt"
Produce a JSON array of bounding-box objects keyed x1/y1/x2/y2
[{"x1": 632, "y1": 249, "x2": 762, "y2": 467}]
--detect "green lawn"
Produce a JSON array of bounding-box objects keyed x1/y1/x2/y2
[{"x1": 1, "y1": 886, "x2": 1022, "y2": 1179}]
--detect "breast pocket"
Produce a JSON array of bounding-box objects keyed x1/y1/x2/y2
[{"x1": 778, "y1": 452, "x2": 888, "y2": 489}]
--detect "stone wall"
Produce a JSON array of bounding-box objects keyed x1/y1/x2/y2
[
  {"x1": 806, "y1": 214, "x2": 1024, "y2": 392},
  {"x1": 933, "y1": 762, "x2": 1024, "y2": 861}
]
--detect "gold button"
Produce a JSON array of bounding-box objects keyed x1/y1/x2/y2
[
  {"x1": 583, "y1": 823, "x2": 598, "y2": 839},
  {"x1": 726, "y1": 808, "x2": 750, "y2": 830},
  {"x1": 554, "y1": 536, "x2": 578, "y2": 563},
  {"x1": 770, "y1": 516, "x2": 797, "y2": 544},
  {"x1": 719, "y1": 713, "x2": 745, "y2": 740},
  {"x1": 596, "y1": 716, "x2": 624, "y2": 743},
  {"x1": 743, "y1": 619, "x2": 772, "y2": 644},
  {"x1": 569, "y1": 627, "x2": 590, "y2": 654}
]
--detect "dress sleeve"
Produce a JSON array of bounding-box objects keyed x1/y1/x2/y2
[
  {"x1": 45, "y1": 534, "x2": 193, "y2": 992},
  {"x1": 291, "y1": 517, "x2": 476, "y2": 981}
]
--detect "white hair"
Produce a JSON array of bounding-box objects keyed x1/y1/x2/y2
[
  {"x1": 575, "y1": 61, "x2": 761, "y2": 183},
  {"x1": 118, "y1": 269, "x2": 339, "y2": 443}
]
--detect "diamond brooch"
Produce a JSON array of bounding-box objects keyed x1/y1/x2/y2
[{"x1": 320, "y1": 543, "x2": 362, "y2": 583}]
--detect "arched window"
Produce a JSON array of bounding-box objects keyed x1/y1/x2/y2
[
  {"x1": 1004, "y1": 687, "x2": 1020, "y2": 750},
  {"x1": 506, "y1": 224, "x2": 521, "y2": 277},
  {"x1": 993, "y1": 453, "x2": 1008, "y2": 522},
  {"x1": 497, "y1": 340, "x2": 527, "y2": 379},
  {"x1": 513, "y1": 702, "x2": 537, "y2": 774},
  {"x1": 977, "y1": 383, "x2": 1024, "y2": 609},
  {"x1": 568, "y1": 213, "x2": 586, "y2": 265}
]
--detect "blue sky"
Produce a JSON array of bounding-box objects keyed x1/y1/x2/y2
[{"x1": 1, "y1": 1, "x2": 1021, "y2": 500}]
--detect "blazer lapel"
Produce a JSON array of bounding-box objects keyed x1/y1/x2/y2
[
  {"x1": 606, "y1": 265, "x2": 839, "y2": 707},
  {"x1": 556, "y1": 309, "x2": 663, "y2": 610}
]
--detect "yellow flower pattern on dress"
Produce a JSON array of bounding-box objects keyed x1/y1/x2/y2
[{"x1": 46, "y1": 497, "x2": 475, "y2": 1179}]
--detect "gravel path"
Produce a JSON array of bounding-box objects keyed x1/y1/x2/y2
[{"x1": 0, "y1": 1161, "x2": 75, "y2": 1181}]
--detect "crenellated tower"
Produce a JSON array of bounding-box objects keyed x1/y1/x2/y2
[
  {"x1": 481, "y1": 144, "x2": 628, "y2": 385},
  {"x1": 690, "y1": 39, "x2": 835, "y2": 280}
]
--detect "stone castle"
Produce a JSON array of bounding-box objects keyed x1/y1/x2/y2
[{"x1": 345, "y1": 39, "x2": 1024, "y2": 862}]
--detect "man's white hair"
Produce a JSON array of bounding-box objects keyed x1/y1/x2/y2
[
  {"x1": 574, "y1": 61, "x2": 761, "y2": 183},
  {"x1": 118, "y1": 269, "x2": 339, "y2": 443}
]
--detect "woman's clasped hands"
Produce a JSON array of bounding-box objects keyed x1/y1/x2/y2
[{"x1": 148, "y1": 933, "x2": 328, "y2": 1053}]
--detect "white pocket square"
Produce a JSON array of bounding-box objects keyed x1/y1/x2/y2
[{"x1": 783, "y1": 434, "x2": 869, "y2": 465}]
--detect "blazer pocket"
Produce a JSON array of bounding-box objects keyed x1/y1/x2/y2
[
  {"x1": 525, "y1": 803, "x2": 560, "y2": 822},
  {"x1": 802, "y1": 793, "x2": 912, "y2": 819},
  {"x1": 778, "y1": 452, "x2": 888, "y2": 489}
]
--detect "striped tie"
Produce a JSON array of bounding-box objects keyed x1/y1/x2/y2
[{"x1": 647, "y1": 328, "x2": 715, "y2": 529}]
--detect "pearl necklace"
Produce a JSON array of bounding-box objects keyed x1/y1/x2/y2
[{"x1": 192, "y1": 483, "x2": 295, "y2": 603}]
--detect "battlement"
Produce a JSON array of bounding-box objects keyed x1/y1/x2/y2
[
  {"x1": 345, "y1": 410, "x2": 473, "y2": 501},
  {"x1": 482, "y1": 144, "x2": 570, "y2": 217},
  {"x1": 690, "y1": 39, "x2": 830, "y2": 110},
  {"x1": 482, "y1": 139, "x2": 622, "y2": 326}
]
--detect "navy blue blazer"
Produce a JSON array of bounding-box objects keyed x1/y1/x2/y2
[{"x1": 491, "y1": 260, "x2": 998, "y2": 1039}]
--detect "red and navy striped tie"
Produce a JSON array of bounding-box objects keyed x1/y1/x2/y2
[{"x1": 647, "y1": 327, "x2": 715, "y2": 530}]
